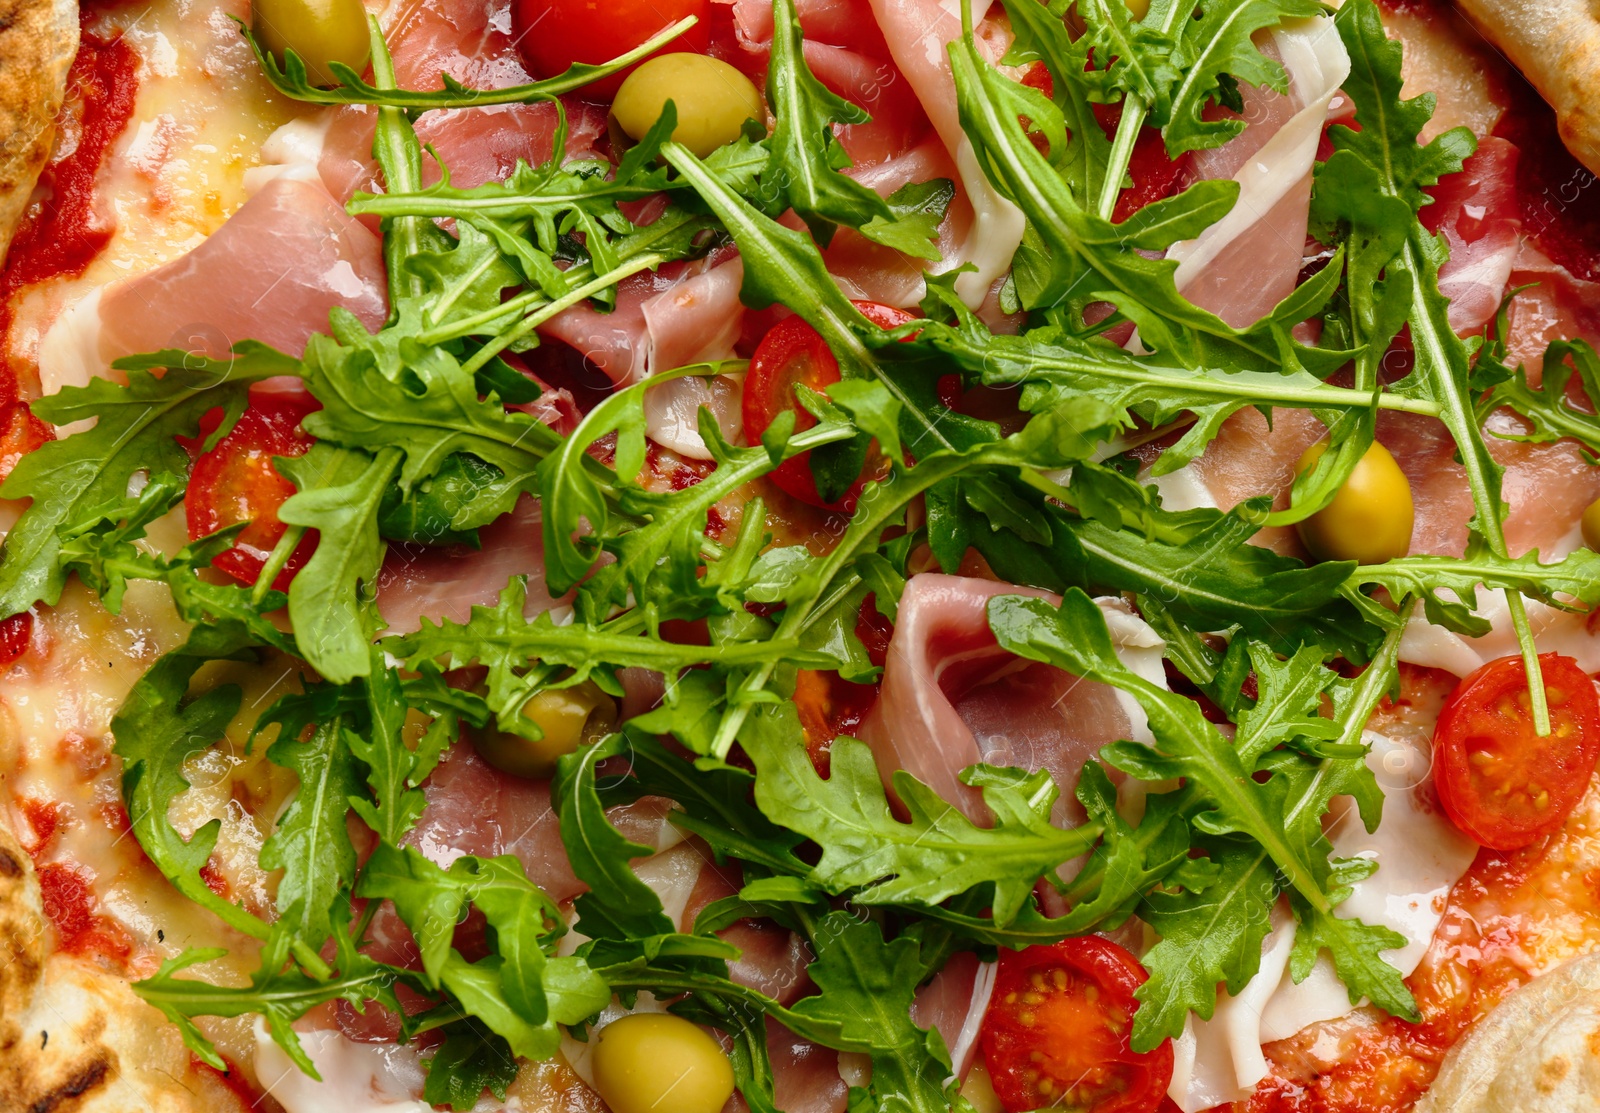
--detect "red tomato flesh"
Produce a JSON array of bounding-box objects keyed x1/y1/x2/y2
[
  {"x1": 185, "y1": 387, "x2": 319, "y2": 590},
  {"x1": 0, "y1": 611, "x2": 32, "y2": 668},
  {"x1": 512, "y1": 0, "x2": 710, "y2": 100},
  {"x1": 1432, "y1": 653, "x2": 1600, "y2": 850},
  {"x1": 742, "y1": 301, "x2": 916, "y2": 513},
  {"x1": 981, "y1": 936, "x2": 1172, "y2": 1113}
]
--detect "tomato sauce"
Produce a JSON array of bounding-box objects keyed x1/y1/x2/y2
[
  {"x1": 1232, "y1": 665, "x2": 1600, "y2": 1112},
  {"x1": 36, "y1": 859, "x2": 134, "y2": 963},
  {"x1": 0, "y1": 19, "x2": 137, "y2": 476}
]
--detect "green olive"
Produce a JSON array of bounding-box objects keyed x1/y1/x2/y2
[
  {"x1": 1583, "y1": 498, "x2": 1600, "y2": 552},
  {"x1": 612, "y1": 54, "x2": 764, "y2": 159},
  {"x1": 592, "y1": 1013, "x2": 735, "y2": 1113},
  {"x1": 469, "y1": 680, "x2": 618, "y2": 779},
  {"x1": 252, "y1": 0, "x2": 371, "y2": 88},
  {"x1": 1295, "y1": 440, "x2": 1414, "y2": 565}
]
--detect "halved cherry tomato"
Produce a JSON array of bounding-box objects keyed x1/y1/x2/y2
[
  {"x1": 981, "y1": 936, "x2": 1172, "y2": 1113},
  {"x1": 0, "y1": 611, "x2": 33, "y2": 668},
  {"x1": 1432, "y1": 653, "x2": 1600, "y2": 850},
  {"x1": 184, "y1": 387, "x2": 319, "y2": 590},
  {"x1": 794, "y1": 596, "x2": 894, "y2": 771},
  {"x1": 512, "y1": 0, "x2": 710, "y2": 100},
  {"x1": 742, "y1": 301, "x2": 917, "y2": 513}
]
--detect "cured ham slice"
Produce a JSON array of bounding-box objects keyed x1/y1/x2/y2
[
  {"x1": 1422, "y1": 136, "x2": 1520, "y2": 337},
  {"x1": 858, "y1": 0, "x2": 1026, "y2": 306},
  {"x1": 857, "y1": 574, "x2": 1164, "y2": 825},
  {"x1": 376, "y1": 494, "x2": 571, "y2": 636},
  {"x1": 911, "y1": 951, "x2": 995, "y2": 1080},
  {"x1": 46, "y1": 176, "x2": 386, "y2": 388},
  {"x1": 1168, "y1": 19, "x2": 1351, "y2": 328},
  {"x1": 320, "y1": 100, "x2": 610, "y2": 207}
]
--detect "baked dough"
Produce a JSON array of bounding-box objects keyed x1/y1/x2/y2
[
  {"x1": 1417, "y1": 951, "x2": 1600, "y2": 1112},
  {"x1": 0, "y1": 818, "x2": 252, "y2": 1111},
  {"x1": 0, "y1": 0, "x2": 78, "y2": 267},
  {"x1": 1454, "y1": 0, "x2": 1600, "y2": 173}
]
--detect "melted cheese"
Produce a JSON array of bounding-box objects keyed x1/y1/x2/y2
[
  {"x1": 253, "y1": 1021, "x2": 432, "y2": 1113},
  {"x1": 1401, "y1": 595, "x2": 1600, "y2": 677},
  {"x1": 1168, "y1": 731, "x2": 1477, "y2": 1112},
  {"x1": 14, "y1": 0, "x2": 308, "y2": 393}
]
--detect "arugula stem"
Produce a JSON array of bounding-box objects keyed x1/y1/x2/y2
[
  {"x1": 1093, "y1": 0, "x2": 1185, "y2": 221},
  {"x1": 1096, "y1": 100, "x2": 1149, "y2": 221},
  {"x1": 459, "y1": 254, "x2": 664, "y2": 377},
  {"x1": 251, "y1": 526, "x2": 305, "y2": 606},
  {"x1": 368, "y1": 22, "x2": 427, "y2": 311},
  {"x1": 1400, "y1": 236, "x2": 1550, "y2": 734},
  {"x1": 250, "y1": 16, "x2": 700, "y2": 110}
]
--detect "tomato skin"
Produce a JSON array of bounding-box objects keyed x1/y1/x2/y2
[
  {"x1": 0, "y1": 611, "x2": 32, "y2": 668},
  {"x1": 185, "y1": 387, "x2": 319, "y2": 590},
  {"x1": 743, "y1": 301, "x2": 917, "y2": 512},
  {"x1": 511, "y1": 0, "x2": 710, "y2": 100},
  {"x1": 981, "y1": 936, "x2": 1172, "y2": 1113},
  {"x1": 1432, "y1": 653, "x2": 1600, "y2": 850}
]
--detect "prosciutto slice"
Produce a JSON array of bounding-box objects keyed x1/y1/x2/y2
[
  {"x1": 857, "y1": 574, "x2": 1165, "y2": 825},
  {"x1": 1167, "y1": 18, "x2": 1351, "y2": 328},
  {"x1": 43, "y1": 176, "x2": 386, "y2": 390},
  {"x1": 858, "y1": 0, "x2": 1026, "y2": 306}
]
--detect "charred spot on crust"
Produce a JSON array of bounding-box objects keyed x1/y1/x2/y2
[
  {"x1": 0, "y1": 845, "x2": 23, "y2": 879},
  {"x1": 24, "y1": 1055, "x2": 112, "y2": 1113}
]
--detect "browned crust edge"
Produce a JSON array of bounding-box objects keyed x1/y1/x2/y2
[
  {"x1": 0, "y1": 0, "x2": 78, "y2": 269},
  {"x1": 1454, "y1": 0, "x2": 1600, "y2": 174}
]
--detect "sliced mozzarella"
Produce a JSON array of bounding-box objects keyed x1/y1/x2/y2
[
  {"x1": 253, "y1": 1021, "x2": 430, "y2": 1113},
  {"x1": 1146, "y1": 461, "x2": 1221, "y2": 513},
  {"x1": 1401, "y1": 595, "x2": 1600, "y2": 677},
  {"x1": 950, "y1": 137, "x2": 1027, "y2": 308},
  {"x1": 37, "y1": 288, "x2": 104, "y2": 407},
  {"x1": 1167, "y1": 731, "x2": 1476, "y2": 1111},
  {"x1": 242, "y1": 113, "x2": 335, "y2": 194}
]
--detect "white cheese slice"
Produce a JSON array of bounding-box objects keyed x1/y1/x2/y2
[
  {"x1": 1167, "y1": 730, "x2": 1477, "y2": 1111},
  {"x1": 949, "y1": 137, "x2": 1026, "y2": 308},
  {"x1": 1401, "y1": 594, "x2": 1600, "y2": 677},
  {"x1": 253, "y1": 1021, "x2": 431, "y2": 1113}
]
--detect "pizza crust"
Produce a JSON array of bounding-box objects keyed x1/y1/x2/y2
[
  {"x1": 1453, "y1": 0, "x2": 1600, "y2": 173},
  {"x1": 0, "y1": 815, "x2": 260, "y2": 1112},
  {"x1": 1417, "y1": 951, "x2": 1600, "y2": 1112},
  {"x1": 0, "y1": 0, "x2": 78, "y2": 267}
]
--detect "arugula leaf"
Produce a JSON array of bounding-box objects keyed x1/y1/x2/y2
[
  {"x1": 134, "y1": 924, "x2": 399, "y2": 1077},
  {"x1": 1134, "y1": 839, "x2": 1278, "y2": 1048},
  {"x1": 258, "y1": 717, "x2": 362, "y2": 952},
  {"x1": 758, "y1": 0, "x2": 895, "y2": 244},
  {"x1": 989, "y1": 591, "x2": 1417, "y2": 1028},
  {"x1": 241, "y1": 14, "x2": 698, "y2": 108},
  {"x1": 346, "y1": 647, "x2": 451, "y2": 843},
  {"x1": 277, "y1": 444, "x2": 400, "y2": 684},
  {"x1": 0, "y1": 346, "x2": 295, "y2": 614},
  {"x1": 1348, "y1": 540, "x2": 1600, "y2": 636},
  {"x1": 787, "y1": 914, "x2": 958, "y2": 1113},
  {"x1": 301, "y1": 322, "x2": 560, "y2": 502},
  {"x1": 424, "y1": 1027, "x2": 520, "y2": 1111},
  {"x1": 552, "y1": 733, "x2": 679, "y2": 940},
  {"x1": 1482, "y1": 338, "x2": 1600, "y2": 458},
  {"x1": 1161, "y1": 0, "x2": 1324, "y2": 154},
  {"x1": 112, "y1": 624, "x2": 269, "y2": 940},
  {"x1": 741, "y1": 705, "x2": 1101, "y2": 924}
]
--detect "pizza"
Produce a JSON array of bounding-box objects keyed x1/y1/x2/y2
[{"x1": 2, "y1": 0, "x2": 1600, "y2": 1111}]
